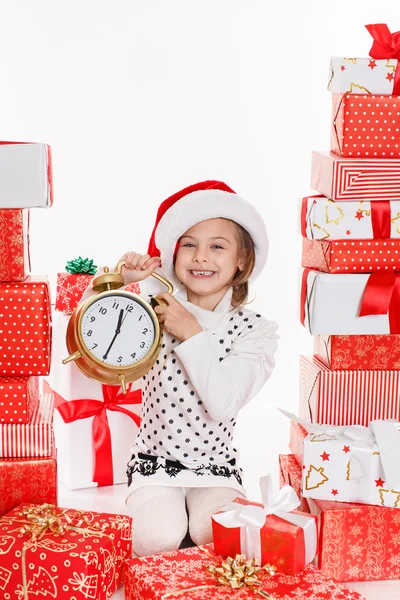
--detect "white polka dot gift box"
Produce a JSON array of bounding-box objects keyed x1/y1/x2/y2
[
  {"x1": 0, "y1": 209, "x2": 30, "y2": 282},
  {"x1": 0, "y1": 142, "x2": 53, "y2": 208},
  {"x1": 0, "y1": 503, "x2": 132, "y2": 600},
  {"x1": 0, "y1": 375, "x2": 39, "y2": 425},
  {"x1": 0, "y1": 276, "x2": 52, "y2": 377}
]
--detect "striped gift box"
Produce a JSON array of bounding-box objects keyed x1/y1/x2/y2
[
  {"x1": 299, "y1": 355, "x2": 400, "y2": 426},
  {"x1": 0, "y1": 393, "x2": 54, "y2": 457},
  {"x1": 310, "y1": 151, "x2": 400, "y2": 201}
]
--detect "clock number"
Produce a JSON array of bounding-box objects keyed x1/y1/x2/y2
[
  {"x1": 92, "y1": 343, "x2": 98, "y2": 350},
  {"x1": 140, "y1": 341, "x2": 145, "y2": 348},
  {"x1": 87, "y1": 330, "x2": 93, "y2": 337},
  {"x1": 138, "y1": 315, "x2": 143, "y2": 321},
  {"x1": 90, "y1": 316, "x2": 96, "y2": 323},
  {"x1": 142, "y1": 328, "x2": 148, "y2": 335},
  {"x1": 127, "y1": 305, "x2": 134, "y2": 313},
  {"x1": 99, "y1": 307, "x2": 107, "y2": 315},
  {"x1": 131, "y1": 352, "x2": 136, "y2": 359},
  {"x1": 113, "y1": 302, "x2": 119, "y2": 310},
  {"x1": 117, "y1": 356, "x2": 123, "y2": 364}
]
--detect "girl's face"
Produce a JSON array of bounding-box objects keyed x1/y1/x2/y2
[{"x1": 174, "y1": 218, "x2": 244, "y2": 297}]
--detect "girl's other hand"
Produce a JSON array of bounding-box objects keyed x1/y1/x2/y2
[{"x1": 117, "y1": 252, "x2": 161, "y2": 285}]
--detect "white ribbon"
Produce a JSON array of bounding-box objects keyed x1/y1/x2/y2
[
  {"x1": 212, "y1": 474, "x2": 317, "y2": 565},
  {"x1": 279, "y1": 409, "x2": 400, "y2": 490}
]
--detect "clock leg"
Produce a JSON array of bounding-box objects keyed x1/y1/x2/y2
[{"x1": 62, "y1": 350, "x2": 82, "y2": 364}]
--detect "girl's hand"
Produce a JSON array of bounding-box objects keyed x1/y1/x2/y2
[
  {"x1": 154, "y1": 293, "x2": 203, "y2": 341},
  {"x1": 117, "y1": 252, "x2": 161, "y2": 285}
]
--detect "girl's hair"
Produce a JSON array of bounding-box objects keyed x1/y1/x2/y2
[{"x1": 230, "y1": 220, "x2": 256, "y2": 309}]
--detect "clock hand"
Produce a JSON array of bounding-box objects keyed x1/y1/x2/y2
[{"x1": 103, "y1": 309, "x2": 124, "y2": 360}]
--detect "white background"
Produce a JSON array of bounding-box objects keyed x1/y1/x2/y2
[{"x1": 2, "y1": 1, "x2": 400, "y2": 597}]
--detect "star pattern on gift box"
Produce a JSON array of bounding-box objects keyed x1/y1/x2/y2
[
  {"x1": 375, "y1": 477, "x2": 385, "y2": 487},
  {"x1": 331, "y1": 489, "x2": 339, "y2": 496},
  {"x1": 368, "y1": 60, "x2": 377, "y2": 70},
  {"x1": 355, "y1": 211, "x2": 364, "y2": 221},
  {"x1": 321, "y1": 452, "x2": 330, "y2": 461},
  {"x1": 343, "y1": 446, "x2": 350, "y2": 453},
  {"x1": 387, "y1": 72, "x2": 395, "y2": 82}
]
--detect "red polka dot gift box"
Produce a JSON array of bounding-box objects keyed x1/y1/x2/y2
[
  {"x1": 0, "y1": 503, "x2": 132, "y2": 600},
  {"x1": 0, "y1": 375, "x2": 39, "y2": 425},
  {"x1": 0, "y1": 209, "x2": 30, "y2": 282},
  {"x1": 331, "y1": 93, "x2": 400, "y2": 158},
  {"x1": 0, "y1": 276, "x2": 51, "y2": 377}
]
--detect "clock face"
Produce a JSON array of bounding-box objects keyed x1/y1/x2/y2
[{"x1": 80, "y1": 293, "x2": 156, "y2": 367}]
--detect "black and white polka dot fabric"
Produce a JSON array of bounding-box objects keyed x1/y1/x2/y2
[{"x1": 126, "y1": 285, "x2": 278, "y2": 497}]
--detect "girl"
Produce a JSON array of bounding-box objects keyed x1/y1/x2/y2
[{"x1": 120, "y1": 180, "x2": 278, "y2": 557}]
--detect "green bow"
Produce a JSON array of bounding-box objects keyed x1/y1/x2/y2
[{"x1": 65, "y1": 257, "x2": 97, "y2": 275}]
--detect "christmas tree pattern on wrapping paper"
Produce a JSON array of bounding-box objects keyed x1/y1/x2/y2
[
  {"x1": 310, "y1": 433, "x2": 337, "y2": 442},
  {"x1": 305, "y1": 465, "x2": 329, "y2": 490},
  {"x1": 15, "y1": 566, "x2": 57, "y2": 599},
  {"x1": 378, "y1": 488, "x2": 400, "y2": 507}
]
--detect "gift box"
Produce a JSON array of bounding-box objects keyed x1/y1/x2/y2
[
  {"x1": 314, "y1": 333, "x2": 400, "y2": 370},
  {"x1": 125, "y1": 543, "x2": 366, "y2": 600},
  {"x1": 45, "y1": 310, "x2": 142, "y2": 489},
  {"x1": 300, "y1": 268, "x2": 400, "y2": 334},
  {"x1": 289, "y1": 421, "x2": 308, "y2": 466},
  {"x1": 279, "y1": 454, "x2": 309, "y2": 513},
  {"x1": 0, "y1": 142, "x2": 53, "y2": 208},
  {"x1": 310, "y1": 151, "x2": 400, "y2": 201},
  {"x1": 301, "y1": 237, "x2": 400, "y2": 274},
  {"x1": 328, "y1": 56, "x2": 399, "y2": 95},
  {"x1": 0, "y1": 209, "x2": 30, "y2": 282},
  {"x1": 0, "y1": 375, "x2": 39, "y2": 424},
  {"x1": 0, "y1": 276, "x2": 51, "y2": 376},
  {"x1": 299, "y1": 355, "x2": 400, "y2": 426},
  {"x1": 331, "y1": 93, "x2": 400, "y2": 158},
  {"x1": 0, "y1": 449, "x2": 57, "y2": 516},
  {"x1": 308, "y1": 496, "x2": 400, "y2": 582},
  {"x1": 0, "y1": 393, "x2": 53, "y2": 457},
  {"x1": 212, "y1": 475, "x2": 318, "y2": 575},
  {"x1": 0, "y1": 503, "x2": 132, "y2": 599},
  {"x1": 301, "y1": 195, "x2": 400, "y2": 241}
]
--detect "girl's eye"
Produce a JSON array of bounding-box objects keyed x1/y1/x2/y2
[
  {"x1": 212, "y1": 245, "x2": 223, "y2": 249},
  {"x1": 182, "y1": 243, "x2": 195, "y2": 247}
]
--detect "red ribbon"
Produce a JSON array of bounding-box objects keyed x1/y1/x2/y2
[
  {"x1": 366, "y1": 23, "x2": 400, "y2": 94},
  {"x1": 52, "y1": 383, "x2": 142, "y2": 487},
  {"x1": 360, "y1": 272, "x2": 400, "y2": 333}
]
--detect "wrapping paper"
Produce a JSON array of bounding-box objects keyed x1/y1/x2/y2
[
  {"x1": 125, "y1": 543, "x2": 366, "y2": 599},
  {"x1": 0, "y1": 503, "x2": 132, "y2": 599},
  {"x1": 289, "y1": 422, "x2": 308, "y2": 467},
  {"x1": 302, "y1": 236, "x2": 400, "y2": 273},
  {"x1": 55, "y1": 272, "x2": 141, "y2": 314},
  {"x1": 331, "y1": 93, "x2": 400, "y2": 158},
  {"x1": 301, "y1": 195, "x2": 400, "y2": 241},
  {"x1": 328, "y1": 57, "x2": 398, "y2": 94},
  {"x1": 299, "y1": 355, "x2": 400, "y2": 426},
  {"x1": 278, "y1": 454, "x2": 310, "y2": 513},
  {"x1": 45, "y1": 311, "x2": 142, "y2": 489},
  {"x1": 310, "y1": 151, "x2": 400, "y2": 201},
  {"x1": 0, "y1": 209, "x2": 30, "y2": 282},
  {"x1": 0, "y1": 276, "x2": 51, "y2": 376},
  {"x1": 0, "y1": 142, "x2": 53, "y2": 208},
  {"x1": 314, "y1": 333, "x2": 400, "y2": 370},
  {"x1": 212, "y1": 476, "x2": 317, "y2": 575},
  {"x1": 0, "y1": 393, "x2": 53, "y2": 457},
  {"x1": 308, "y1": 496, "x2": 400, "y2": 582},
  {"x1": 0, "y1": 449, "x2": 57, "y2": 517},
  {"x1": 300, "y1": 268, "x2": 400, "y2": 335},
  {"x1": 0, "y1": 375, "x2": 39, "y2": 424}
]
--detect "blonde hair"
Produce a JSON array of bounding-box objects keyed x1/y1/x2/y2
[{"x1": 230, "y1": 220, "x2": 256, "y2": 309}]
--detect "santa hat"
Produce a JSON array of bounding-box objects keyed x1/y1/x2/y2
[{"x1": 147, "y1": 180, "x2": 268, "y2": 290}]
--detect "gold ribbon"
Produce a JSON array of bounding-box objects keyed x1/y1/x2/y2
[{"x1": 162, "y1": 548, "x2": 277, "y2": 599}]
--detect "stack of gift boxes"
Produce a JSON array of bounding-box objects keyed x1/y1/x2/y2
[
  {"x1": 280, "y1": 26, "x2": 400, "y2": 584},
  {"x1": 0, "y1": 141, "x2": 56, "y2": 516}
]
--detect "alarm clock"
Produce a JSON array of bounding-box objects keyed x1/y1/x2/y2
[{"x1": 62, "y1": 260, "x2": 173, "y2": 393}]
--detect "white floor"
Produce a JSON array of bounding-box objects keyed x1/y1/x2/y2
[{"x1": 59, "y1": 478, "x2": 400, "y2": 600}]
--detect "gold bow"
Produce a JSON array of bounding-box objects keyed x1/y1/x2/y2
[{"x1": 19, "y1": 504, "x2": 69, "y2": 541}]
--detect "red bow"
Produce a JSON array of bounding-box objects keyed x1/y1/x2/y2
[
  {"x1": 366, "y1": 23, "x2": 400, "y2": 94},
  {"x1": 52, "y1": 383, "x2": 142, "y2": 487},
  {"x1": 360, "y1": 272, "x2": 400, "y2": 333}
]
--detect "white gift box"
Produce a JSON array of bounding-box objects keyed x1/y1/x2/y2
[
  {"x1": 0, "y1": 143, "x2": 52, "y2": 208},
  {"x1": 46, "y1": 311, "x2": 142, "y2": 489},
  {"x1": 328, "y1": 57, "x2": 398, "y2": 94}
]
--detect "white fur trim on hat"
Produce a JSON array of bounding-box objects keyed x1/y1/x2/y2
[{"x1": 154, "y1": 189, "x2": 268, "y2": 290}]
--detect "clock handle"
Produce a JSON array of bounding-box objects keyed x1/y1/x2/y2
[{"x1": 149, "y1": 272, "x2": 174, "y2": 308}]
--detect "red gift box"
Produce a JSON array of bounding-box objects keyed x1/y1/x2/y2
[
  {"x1": 308, "y1": 496, "x2": 400, "y2": 582},
  {"x1": 0, "y1": 276, "x2": 51, "y2": 376},
  {"x1": 125, "y1": 543, "x2": 366, "y2": 600},
  {"x1": 279, "y1": 454, "x2": 309, "y2": 513},
  {"x1": 0, "y1": 393, "x2": 53, "y2": 457},
  {"x1": 310, "y1": 150, "x2": 400, "y2": 201},
  {"x1": 289, "y1": 421, "x2": 307, "y2": 466},
  {"x1": 0, "y1": 448, "x2": 57, "y2": 516},
  {"x1": 314, "y1": 333, "x2": 400, "y2": 370},
  {"x1": 212, "y1": 478, "x2": 318, "y2": 575},
  {"x1": 0, "y1": 375, "x2": 39, "y2": 424},
  {"x1": 302, "y1": 237, "x2": 400, "y2": 274},
  {"x1": 331, "y1": 93, "x2": 400, "y2": 158},
  {"x1": 0, "y1": 503, "x2": 132, "y2": 598},
  {"x1": 0, "y1": 209, "x2": 30, "y2": 282},
  {"x1": 300, "y1": 355, "x2": 400, "y2": 426}
]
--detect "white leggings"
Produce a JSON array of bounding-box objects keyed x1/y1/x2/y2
[{"x1": 126, "y1": 485, "x2": 244, "y2": 557}]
